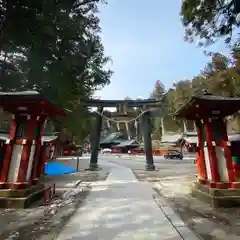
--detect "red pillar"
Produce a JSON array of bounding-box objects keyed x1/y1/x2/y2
[
  {"x1": 0, "y1": 115, "x2": 16, "y2": 186},
  {"x1": 32, "y1": 116, "x2": 46, "y2": 183},
  {"x1": 195, "y1": 120, "x2": 207, "y2": 183},
  {"x1": 219, "y1": 119, "x2": 236, "y2": 183},
  {"x1": 17, "y1": 115, "x2": 37, "y2": 183},
  {"x1": 204, "y1": 118, "x2": 220, "y2": 183},
  {"x1": 39, "y1": 145, "x2": 46, "y2": 176}
]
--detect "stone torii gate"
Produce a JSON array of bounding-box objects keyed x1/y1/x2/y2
[{"x1": 84, "y1": 98, "x2": 163, "y2": 171}]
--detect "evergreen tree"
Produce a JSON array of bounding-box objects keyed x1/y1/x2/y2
[
  {"x1": 181, "y1": 0, "x2": 240, "y2": 46},
  {"x1": 150, "y1": 80, "x2": 165, "y2": 140},
  {"x1": 0, "y1": 0, "x2": 112, "y2": 143}
]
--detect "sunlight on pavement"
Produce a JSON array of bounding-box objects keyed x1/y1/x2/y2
[{"x1": 57, "y1": 161, "x2": 199, "y2": 240}]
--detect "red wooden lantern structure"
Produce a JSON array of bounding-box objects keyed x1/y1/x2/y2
[
  {"x1": 0, "y1": 91, "x2": 65, "y2": 208},
  {"x1": 174, "y1": 94, "x2": 240, "y2": 207}
]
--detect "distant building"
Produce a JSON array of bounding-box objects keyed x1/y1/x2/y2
[
  {"x1": 112, "y1": 140, "x2": 139, "y2": 153},
  {"x1": 100, "y1": 132, "x2": 127, "y2": 149},
  {"x1": 181, "y1": 132, "x2": 198, "y2": 152},
  {"x1": 161, "y1": 134, "x2": 182, "y2": 146},
  {"x1": 160, "y1": 132, "x2": 198, "y2": 153}
]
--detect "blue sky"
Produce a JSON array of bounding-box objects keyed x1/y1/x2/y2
[{"x1": 96, "y1": 0, "x2": 229, "y2": 100}]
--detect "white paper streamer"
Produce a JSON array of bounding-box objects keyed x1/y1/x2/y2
[
  {"x1": 116, "y1": 122, "x2": 120, "y2": 131},
  {"x1": 106, "y1": 120, "x2": 110, "y2": 129},
  {"x1": 134, "y1": 120, "x2": 138, "y2": 128},
  {"x1": 125, "y1": 122, "x2": 131, "y2": 140}
]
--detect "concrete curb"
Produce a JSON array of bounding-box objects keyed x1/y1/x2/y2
[{"x1": 153, "y1": 188, "x2": 201, "y2": 240}]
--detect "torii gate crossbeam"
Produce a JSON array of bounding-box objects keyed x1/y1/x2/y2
[{"x1": 84, "y1": 98, "x2": 164, "y2": 171}]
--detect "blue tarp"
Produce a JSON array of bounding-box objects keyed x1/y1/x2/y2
[{"x1": 44, "y1": 162, "x2": 76, "y2": 176}]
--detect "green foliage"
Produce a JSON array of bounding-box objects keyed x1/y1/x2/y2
[
  {"x1": 0, "y1": 0, "x2": 112, "y2": 143},
  {"x1": 150, "y1": 80, "x2": 165, "y2": 99},
  {"x1": 150, "y1": 49, "x2": 240, "y2": 134},
  {"x1": 181, "y1": 0, "x2": 240, "y2": 46},
  {"x1": 177, "y1": 0, "x2": 240, "y2": 133},
  {"x1": 150, "y1": 80, "x2": 165, "y2": 140},
  {"x1": 172, "y1": 80, "x2": 193, "y2": 109}
]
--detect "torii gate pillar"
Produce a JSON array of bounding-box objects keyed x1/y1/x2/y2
[
  {"x1": 89, "y1": 106, "x2": 103, "y2": 171},
  {"x1": 85, "y1": 98, "x2": 163, "y2": 171},
  {"x1": 142, "y1": 111, "x2": 155, "y2": 171}
]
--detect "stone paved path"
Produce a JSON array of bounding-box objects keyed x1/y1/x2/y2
[{"x1": 56, "y1": 162, "x2": 199, "y2": 240}]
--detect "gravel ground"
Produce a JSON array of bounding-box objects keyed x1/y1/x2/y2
[
  {"x1": 0, "y1": 159, "x2": 110, "y2": 240},
  {"x1": 132, "y1": 169, "x2": 240, "y2": 240},
  {"x1": 0, "y1": 183, "x2": 90, "y2": 240}
]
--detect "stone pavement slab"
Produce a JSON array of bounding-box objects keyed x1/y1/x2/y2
[{"x1": 56, "y1": 163, "x2": 199, "y2": 240}]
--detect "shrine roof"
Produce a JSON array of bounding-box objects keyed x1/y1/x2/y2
[
  {"x1": 0, "y1": 91, "x2": 39, "y2": 96},
  {"x1": 100, "y1": 132, "x2": 126, "y2": 144},
  {"x1": 183, "y1": 136, "x2": 198, "y2": 144},
  {"x1": 173, "y1": 95, "x2": 240, "y2": 120},
  {"x1": 228, "y1": 134, "x2": 240, "y2": 142},
  {"x1": 115, "y1": 139, "x2": 139, "y2": 147},
  {"x1": 0, "y1": 132, "x2": 9, "y2": 141},
  {"x1": 161, "y1": 134, "x2": 182, "y2": 143},
  {"x1": 0, "y1": 91, "x2": 66, "y2": 117},
  {"x1": 42, "y1": 135, "x2": 58, "y2": 143}
]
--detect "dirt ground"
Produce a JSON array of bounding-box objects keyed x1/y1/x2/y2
[
  {"x1": 0, "y1": 164, "x2": 109, "y2": 240},
  {"x1": 133, "y1": 169, "x2": 240, "y2": 240}
]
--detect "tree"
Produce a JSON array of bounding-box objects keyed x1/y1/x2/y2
[
  {"x1": 172, "y1": 80, "x2": 193, "y2": 109},
  {"x1": 164, "y1": 89, "x2": 182, "y2": 132},
  {"x1": 0, "y1": 0, "x2": 112, "y2": 143},
  {"x1": 199, "y1": 52, "x2": 235, "y2": 96},
  {"x1": 150, "y1": 80, "x2": 165, "y2": 140},
  {"x1": 167, "y1": 50, "x2": 240, "y2": 132},
  {"x1": 150, "y1": 80, "x2": 165, "y2": 99},
  {"x1": 181, "y1": 0, "x2": 240, "y2": 46}
]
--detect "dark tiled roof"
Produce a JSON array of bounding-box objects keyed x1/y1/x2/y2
[
  {"x1": 161, "y1": 134, "x2": 182, "y2": 143},
  {"x1": 0, "y1": 91, "x2": 66, "y2": 117},
  {"x1": 173, "y1": 95, "x2": 240, "y2": 120},
  {"x1": 228, "y1": 134, "x2": 240, "y2": 142},
  {"x1": 100, "y1": 132, "x2": 126, "y2": 144},
  {"x1": 0, "y1": 91, "x2": 39, "y2": 96},
  {"x1": 198, "y1": 95, "x2": 240, "y2": 101},
  {"x1": 116, "y1": 139, "x2": 139, "y2": 147}
]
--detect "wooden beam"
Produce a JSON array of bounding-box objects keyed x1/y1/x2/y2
[
  {"x1": 89, "y1": 108, "x2": 162, "y2": 118},
  {"x1": 84, "y1": 98, "x2": 163, "y2": 107}
]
